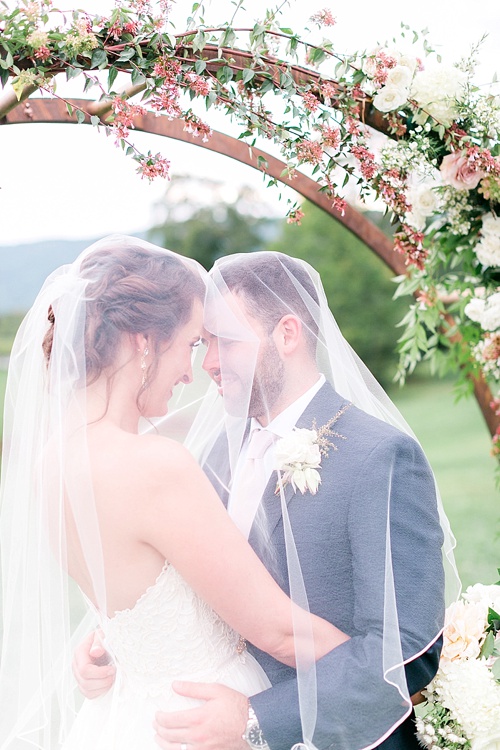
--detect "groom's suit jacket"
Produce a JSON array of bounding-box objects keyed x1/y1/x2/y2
[{"x1": 203, "y1": 382, "x2": 445, "y2": 750}]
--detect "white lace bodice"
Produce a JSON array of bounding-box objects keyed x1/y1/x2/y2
[{"x1": 101, "y1": 563, "x2": 247, "y2": 699}]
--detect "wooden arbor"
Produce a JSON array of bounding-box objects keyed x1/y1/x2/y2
[{"x1": 0, "y1": 44, "x2": 497, "y2": 435}]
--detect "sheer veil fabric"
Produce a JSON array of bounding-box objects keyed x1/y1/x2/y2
[
  {"x1": 184, "y1": 251, "x2": 460, "y2": 750},
  {"x1": 0, "y1": 236, "x2": 222, "y2": 749},
  {"x1": 0, "y1": 239, "x2": 459, "y2": 750}
]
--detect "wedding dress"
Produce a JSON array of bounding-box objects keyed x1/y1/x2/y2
[{"x1": 63, "y1": 563, "x2": 270, "y2": 750}]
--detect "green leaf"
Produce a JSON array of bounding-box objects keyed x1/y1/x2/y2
[
  {"x1": 91, "y1": 48, "x2": 108, "y2": 69},
  {"x1": 195, "y1": 59, "x2": 207, "y2": 74},
  {"x1": 492, "y1": 658, "x2": 500, "y2": 682},
  {"x1": 66, "y1": 66, "x2": 83, "y2": 80},
  {"x1": 192, "y1": 30, "x2": 207, "y2": 53},
  {"x1": 116, "y1": 47, "x2": 135, "y2": 62},
  {"x1": 220, "y1": 27, "x2": 236, "y2": 48},
  {"x1": 66, "y1": 102, "x2": 73, "y2": 116},
  {"x1": 257, "y1": 155, "x2": 268, "y2": 171},
  {"x1": 242, "y1": 67, "x2": 255, "y2": 84},
  {"x1": 480, "y1": 632, "x2": 495, "y2": 659},
  {"x1": 108, "y1": 65, "x2": 118, "y2": 90},
  {"x1": 130, "y1": 68, "x2": 145, "y2": 85},
  {"x1": 90, "y1": 115, "x2": 100, "y2": 127},
  {"x1": 76, "y1": 109, "x2": 85, "y2": 124},
  {"x1": 217, "y1": 65, "x2": 233, "y2": 84},
  {"x1": 0, "y1": 49, "x2": 13, "y2": 70}
]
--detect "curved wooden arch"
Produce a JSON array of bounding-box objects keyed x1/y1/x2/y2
[{"x1": 1, "y1": 93, "x2": 497, "y2": 436}]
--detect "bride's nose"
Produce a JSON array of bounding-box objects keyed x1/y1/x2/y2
[{"x1": 180, "y1": 361, "x2": 193, "y2": 384}]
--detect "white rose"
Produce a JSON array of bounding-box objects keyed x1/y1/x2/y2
[
  {"x1": 472, "y1": 739, "x2": 500, "y2": 750},
  {"x1": 399, "y1": 54, "x2": 418, "y2": 75},
  {"x1": 464, "y1": 583, "x2": 500, "y2": 612},
  {"x1": 465, "y1": 298, "x2": 486, "y2": 324},
  {"x1": 373, "y1": 84, "x2": 409, "y2": 112},
  {"x1": 275, "y1": 429, "x2": 321, "y2": 469},
  {"x1": 481, "y1": 292, "x2": 500, "y2": 331},
  {"x1": 386, "y1": 64, "x2": 413, "y2": 90},
  {"x1": 410, "y1": 66, "x2": 467, "y2": 126},
  {"x1": 411, "y1": 184, "x2": 439, "y2": 216},
  {"x1": 441, "y1": 599, "x2": 486, "y2": 661},
  {"x1": 405, "y1": 183, "x2": 439, "y2": 230},
  {"x1": 475, "y1": 234, "x2": 500, "y2": 269},
  {"x1": 481, "y1": 212, "x2": 500, "y2": 239}
]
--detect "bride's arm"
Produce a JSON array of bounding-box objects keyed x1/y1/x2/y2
[{"x1": 137, "y1": 439, "x2": 349, "y2": 667}]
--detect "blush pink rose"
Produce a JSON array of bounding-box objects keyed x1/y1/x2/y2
[{"x1": 440, "y1": 152, "x2": 486, "y2": 190}]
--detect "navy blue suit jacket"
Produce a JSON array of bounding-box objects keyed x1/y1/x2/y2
[{"x1": 203, "y1": 383, "x2": 445, "y2": 750}]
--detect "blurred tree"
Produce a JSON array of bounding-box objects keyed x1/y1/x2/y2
[
  {"x1": 268, "y1": 201, "x2": 407, "y2": 387},
  {"x1": 148, "y1": 175, "x2": 277, "y2": 269}
]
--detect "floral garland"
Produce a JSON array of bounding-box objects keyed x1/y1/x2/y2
[
  {"x1": 1, "y1": 1, "x2": 500, "y2": 464},
  {"x1": 416, "y1": 574, "x2": 500, "y2": 750}
]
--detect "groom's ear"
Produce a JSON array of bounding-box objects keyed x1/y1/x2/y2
[{"x1": 273, "y1": 314, "x2": 301, "y2": 355}]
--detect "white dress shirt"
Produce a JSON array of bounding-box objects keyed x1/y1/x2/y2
[{"x1": 228, "y1": 374, "x2": 326, "y2": 538}]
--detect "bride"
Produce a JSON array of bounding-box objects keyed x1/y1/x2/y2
[{"x1": 0, "y1": 236, "x2": 347, "y2": 750}]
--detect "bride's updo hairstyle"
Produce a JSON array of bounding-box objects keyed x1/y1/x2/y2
[{"x1": 43, "y1": 240, "x2": 204, "y2": 392}]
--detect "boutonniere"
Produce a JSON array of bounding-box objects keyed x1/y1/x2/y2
[{"x1": 274, "y1": 403, "x2": 352, "y2": 496}]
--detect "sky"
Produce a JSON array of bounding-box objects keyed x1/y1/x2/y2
[{"x1": 1, "y1": 0, "x2": 499, "y2": 246}]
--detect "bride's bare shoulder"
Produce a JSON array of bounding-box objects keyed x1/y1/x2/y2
[{"x1": 131, "y1": 433, "x2": 200, "y2": 480}]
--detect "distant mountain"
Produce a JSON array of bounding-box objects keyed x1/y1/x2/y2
[{"x1": 0, "y1": 235, "x2": 145, "y2": 314}]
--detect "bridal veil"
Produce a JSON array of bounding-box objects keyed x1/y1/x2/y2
[{"x1": 0, "y1": 239, "x2": 459, "y2": 750}]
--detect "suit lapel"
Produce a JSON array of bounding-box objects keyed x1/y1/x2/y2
[{"x1": 248, "y1": 382, "x2": 347, "y2": 548}]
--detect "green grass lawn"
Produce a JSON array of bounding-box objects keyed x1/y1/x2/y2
[
  {"x1": 391, "y1": 378, "x2": 499, "y2": 589},
  {"x1": 1, "y1": 367, "x2": 498, "y2": 589}
]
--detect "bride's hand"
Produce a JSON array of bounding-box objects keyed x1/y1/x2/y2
[{"x1": 72, "y1": 629, "x2": 116, "y2": 699}]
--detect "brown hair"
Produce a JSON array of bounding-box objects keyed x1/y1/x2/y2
[
  {"x1": 43, "y1": 240, "x2": 204, "y2": 391},
  {"x1": 219, "y1": 252, "x2": 319, "y2": 352}
]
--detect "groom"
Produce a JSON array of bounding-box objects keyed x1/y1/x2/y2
[{"x1": 75, "y1": 252, "x2": 445, "y2": 749}]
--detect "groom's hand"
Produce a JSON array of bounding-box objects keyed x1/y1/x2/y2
[
  {"x1": 154, "y1": 682, "x2": 249, "y2": 750},
  {"x1": 72, "y1": 630, "x2": 116, "y2": 699}
]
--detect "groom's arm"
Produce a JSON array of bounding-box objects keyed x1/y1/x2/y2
[
  {"x1": 155, "y1": 432, "x2": 445, "y2": 750},
  {"x1": 251, "y1": 431, "x2": 445, "y2": 750}
]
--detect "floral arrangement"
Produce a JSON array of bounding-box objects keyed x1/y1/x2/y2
[
  {"x1": 274, "y1": 405, "x2": 351, "y2": 495},
  {"x1": 416, "y1": 576, "x2": 500, "y2": 750},
  {"x1": 1, "y1": 1, "x2": 500, "y2": 461}
]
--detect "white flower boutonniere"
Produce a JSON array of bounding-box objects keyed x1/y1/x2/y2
[{"x1": 275, "y1": 403, "x2": 352, "y2": 496}]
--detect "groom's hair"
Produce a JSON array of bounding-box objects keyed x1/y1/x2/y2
[{"x1": 219, "y1": 252, "x2": 319, "y2": 353}]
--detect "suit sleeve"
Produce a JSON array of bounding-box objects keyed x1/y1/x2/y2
[{"x1": 250, "y1": 432, "x2": 445, "y2": 750}]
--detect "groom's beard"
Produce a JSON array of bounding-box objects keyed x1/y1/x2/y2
[{"x1": 247, "y1": 338, "x2": 285, "y2": 421}]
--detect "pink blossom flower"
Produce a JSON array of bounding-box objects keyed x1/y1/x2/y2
[
  {"x1": 310, "y1": 9, "x2": 336, "y2": 27},
  {"x1": 111, "y1": 98, "x2": 146, "y2": 143},
  {"x1": 394, "y1": 224, "x2": 427, "y2": 269},
  {"x1": 185, "y1": 73, "x2": 210, "y2": 97},
  {"x1": 136, "y1": 152, "x2": 171, "y2": 181},
  {"x1": 296, "y1": 139, "x2": 323, "y2": 165},
  {"x1": 440, "y1": 151, "x2": 486, "y2": 191},
  {"x1": 34, "y1": 45, "x2": 51, "y2": 61},
  {"x1": 351, "y1": 145, "x2": 377, "y2": 180},
  {"x1": 320, "y1": 125, "x2": 341, "y2": 151},
  {"x1": 320, "y1": 82, "x2": 337, "y2": 100},
  {"x1": 287, "y1": 209, "x2": 305, "y2": 225},
  {"x1": 302, "y1": 91, "x2": 320, "y2": 112},
  {"x1": 331, "y1": 195, "x2": 346, "y2": 216},
  {"x1": 345, "y1": 116, "x2": 361, "y2": 136},
  {"x1": 183, "y1": 115, "x2": 212, "y2": 142}
]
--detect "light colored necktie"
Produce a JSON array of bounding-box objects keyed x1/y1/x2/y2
[{"x1": 229, "y1": 428, "x2": 276, "y2": 539}]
